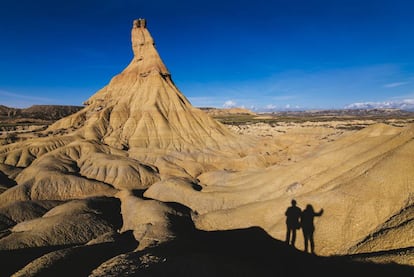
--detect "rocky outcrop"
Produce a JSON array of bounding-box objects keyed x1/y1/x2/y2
[
  {"x1": 0, "y1": 197, "x2": 122, "y2": 250},
  {"x1": 48, "y1": 20, "x2": 246, "y2": 153},
  {"x1": 1, "y1": 18, "x2": 413, "y2": 275}
]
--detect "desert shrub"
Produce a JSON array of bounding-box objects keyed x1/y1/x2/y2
[{"x1": 5, "y1": 132, "x2": 18, "y2": 143}]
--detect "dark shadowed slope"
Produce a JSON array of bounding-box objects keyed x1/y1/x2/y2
[{"x1": 90, "y1": 212, "x2": 414, "y2": 277}]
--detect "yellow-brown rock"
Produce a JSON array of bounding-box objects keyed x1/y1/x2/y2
[
  {"x1": 0, "y1": 18, "x2": 413, "y2": 275},
  {"x1": 49, "y1": 19, "x2": 245, "y2": 153}
]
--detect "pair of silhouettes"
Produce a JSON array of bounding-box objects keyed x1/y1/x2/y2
[{"x1": 285, "y1": 199, "x2": 323, "y2": 254}]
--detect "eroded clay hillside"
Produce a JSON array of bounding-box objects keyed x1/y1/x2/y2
[{"x1": 0, "y1": 19, "x2": 413, "y2": 276}]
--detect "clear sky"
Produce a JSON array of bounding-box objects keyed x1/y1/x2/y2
[{"x1": 1, "y1": 0, "x2": 414, "y2": 111}]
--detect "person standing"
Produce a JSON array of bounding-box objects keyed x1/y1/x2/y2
[
  {"x1": 301, "y1": 204, "x2": 324, "y2": 254},
  {"x1": 285, "y1": 199, "x2": 302, "y2": 247}
]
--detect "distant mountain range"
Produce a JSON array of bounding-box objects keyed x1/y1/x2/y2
[
  {"x1": 199, "y1": 107, "x2": 414, "y2": 118},
  {"x1": 0, "y1": 105, "x2": 83, "y2": 121},
  {"x1": 344, "y1": 100, "x2": 414, "y2": 111},
  {"x1": 199, "y1": 107, "x2": 256, "y2": 116},
  {"x1": 265, "y1": 108, "x2": 414, "y2": 118},
  {"x1": 1, "y1": 105, "x2": 413, "y2": 123}
]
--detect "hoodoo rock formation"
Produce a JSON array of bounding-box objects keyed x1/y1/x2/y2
[
  {"x1": 0, "y1": 19, "x2": 413, "y2": 275},
  {"x1": 0, "y1": 19, "x2": 264, "y2": 270},
  {"x1": 0, "y1": 18, "x2": 262, "y2": 210},
  {"x1": 49, "y1": 19, "x2": 243, "y2": 153}
]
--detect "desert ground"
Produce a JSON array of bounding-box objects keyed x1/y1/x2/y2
[
  {"x1": 1, "y1": 19, "x2": 414, "y2": 276},
  {"x1": 1, "y1": 107, "x2": 413, "y2": 276}
]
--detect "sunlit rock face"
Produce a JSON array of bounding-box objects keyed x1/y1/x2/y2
[
  {"x1": 48, "y1": 18, "x2": 245, "y2": 153},
  {"x1": 0, "y1": 18, "x2": 413, "y2": 276},
  {"x1": 0, "y1": 18, "x2": 259, "y2": 262},
  {"x1": 0, "y1": 18, "x2": 258, "y2": 211}
]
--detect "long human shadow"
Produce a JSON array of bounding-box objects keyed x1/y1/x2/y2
[
  {"x1": 300, "y1": 203, "x2": 324, "y2": 254},
  {"x1": 132, "y1": 204, "x2": 414, "y2": 277},
  {"x1": 2, "y1": 202, "x2": 413, "y2": 276}
]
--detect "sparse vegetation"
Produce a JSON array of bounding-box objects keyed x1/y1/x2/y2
[
  {"x1": 1, "y1": 17, "x2": 414, "y2": 276},
  {"x1": 212, "y1": 109, "x2": 414, "y2": 126},
  {"x1": 5, "y1": 132, "x2": 18, "y2": 143},
  {"x1": 0, "y1": 105, "x2": 83, "y2": 141}
]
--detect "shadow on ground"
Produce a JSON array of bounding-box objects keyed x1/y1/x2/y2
[
  {"x1": 0, "y1": 231, "x2": 137, "y2": 276},
  {"x1": 126, "y1": 211, "x2": 414, "y2": 277},
  {"x1": 1, "y1": 204, "x2": 413, "y2": 276}
]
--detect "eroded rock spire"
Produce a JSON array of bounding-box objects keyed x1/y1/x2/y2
[
  {"x1": 48, "y1": 19, "x2": 243, "y2": 152},
  {"x1": 127, "y1": 18, "x2": 170, "y2": 77},
  {"x1": 133, "y1": 18, "x2": 147, "y2": 28}
]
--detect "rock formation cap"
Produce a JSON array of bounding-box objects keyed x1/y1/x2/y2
[{"x1": 133, "y1": 18, "x2": 147, "y2": 28}]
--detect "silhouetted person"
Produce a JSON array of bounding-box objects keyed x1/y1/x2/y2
[
  {"x1": 285, "y1": 199, "x2": 302, "y2": 247},
  {"x1": 301, "y1": 204, "x2": 323, "y2": 254}
]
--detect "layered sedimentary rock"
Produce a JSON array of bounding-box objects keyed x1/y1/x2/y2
[
  {"x1": 0, "y1": 18, "x2": 413, "y2": 275},
  {"x1": 49, "y1": 19, "x2": 243, "y2": 153},
  {"x1": 0, "y1": 19, "x2": 255, "y2": 210},
  {"x1": 145, "y1": 123, "x2": 414, "y2": 258},
  {"x1": 0, "y1": 19, "x2": 258, "y2": 265}
]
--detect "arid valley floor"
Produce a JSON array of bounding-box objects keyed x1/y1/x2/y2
[
  {"x1": 1, "y1": 19, "x2": 414, "y2": 276},
  {"x1": 1, "y1": 106, "x2": 414, "y2": 276}
]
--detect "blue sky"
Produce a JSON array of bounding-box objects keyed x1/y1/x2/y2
[{"x1": 1, "y1": 0, "x2": 414, "y2": 111}]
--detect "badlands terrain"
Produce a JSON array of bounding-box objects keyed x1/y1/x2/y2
[{"x1": 1, "y1": 19, "x2": 414, "y2": 276}]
